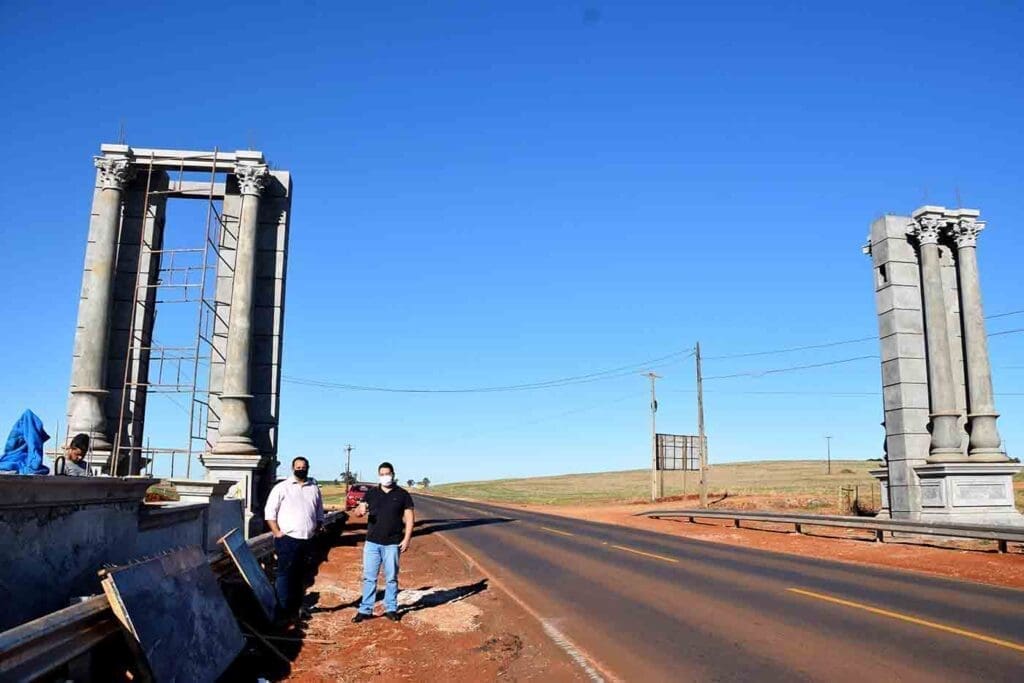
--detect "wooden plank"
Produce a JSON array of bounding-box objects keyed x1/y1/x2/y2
[
  {"x1": 219, "y1": 528, "x2": 278, "y2": 621},
  {"x1": 100, "y1": 546, "x2": 244, "y2": 682}
]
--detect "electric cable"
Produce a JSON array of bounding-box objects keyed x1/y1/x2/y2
[
  {"x1": 702, "y1": 355, "x2": 879, "y2": 381},
  {"x1": 278, "y1": 309, "x2": 1021, "y2": 394},
  {"x1": 282, "y1": 348, "x2": 695, "y2": 394}
]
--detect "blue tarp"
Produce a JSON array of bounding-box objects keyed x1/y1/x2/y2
[{"x1": 0, "y1": 409, "x2": 51, "y2": 475}]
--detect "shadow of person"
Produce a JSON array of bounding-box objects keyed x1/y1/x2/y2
[
  {"x1": 412, "y1": 517, "x2": 514, "y2": 537},
  {"x1": 399, "y1": 579, "x2": 489, "y2": 614},
  {"x1": 308, "y1": 580, "x2": 490, "y2": 617},
  {"x1": 308, "y1": 588, "x2": 380, "y2": 615}
]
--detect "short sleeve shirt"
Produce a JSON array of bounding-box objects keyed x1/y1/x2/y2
[{"x1": 364, "y1": 486, "x2": 414, "y2": 545}]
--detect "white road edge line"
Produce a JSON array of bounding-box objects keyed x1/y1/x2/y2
[
  {"x1": 541, "y1": 619, "x2": 606, "y2": 683},
  {"x1": 423, "y1": 498, "x2": 614, "y2": 681}
]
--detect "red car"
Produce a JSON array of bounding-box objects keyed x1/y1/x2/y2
[{"x1": 345, "y1": 483, "x2": 371, "y2": 510}]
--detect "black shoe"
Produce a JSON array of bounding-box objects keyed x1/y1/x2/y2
[
  {"x1": 384, "y1": 611, "x2": 401, "y2": 622},
  {"x1": 352, "y1": 612, "x2": 371, "y2": 623}
]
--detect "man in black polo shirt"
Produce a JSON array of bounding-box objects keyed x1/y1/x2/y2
[{"x1": 352, "y1": 461, "x2": 415, "y2": 623}]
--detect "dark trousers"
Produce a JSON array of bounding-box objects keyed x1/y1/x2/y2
[{"x1": 274, "y1": 535, "x2": 312, "y2": 617}]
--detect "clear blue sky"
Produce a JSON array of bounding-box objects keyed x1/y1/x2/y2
[{"x1": 1, "y1": 1, "x2": 1021, "y2": 484}]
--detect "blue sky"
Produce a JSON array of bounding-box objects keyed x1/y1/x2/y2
[{"x1": 1, "y1": 1, "x2": 1021, "y2": 483}]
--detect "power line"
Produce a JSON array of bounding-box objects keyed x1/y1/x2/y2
[
  {"x1": 276, "y1": 308, "x2": 1020, "y2": 395},
  {"x1": 704, "y1": 336, "x2": 875, "y2": 360},
  {"x1": 668, "y1": 389, "x2": 879, "y2": 396},
  {"x1": 988, "y1": 309, "x2": 1024, "y2": 320},
  {"x1": 281, "y1": 323, "x2": 1020, "y2": 395},
  {"x1": 703, "y1": 308, "x2": 1022, "y2": 361},
  {"x1": 669, "y1": 388, "x2": 1023, "y2": 397},
  {"x1": 704, "y1": 356, "x2": 880, "y2": 382},
  {"x1": 282, "y1": 348, "x2": 695, "y2": 394}
]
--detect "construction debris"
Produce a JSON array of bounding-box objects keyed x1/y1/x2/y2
[
  {"x1": 220, "y1": 528, "x2": 278, "y2": 621},
  {"x1": 100, "y1": 546, "x2": 244, "y2": 682}
]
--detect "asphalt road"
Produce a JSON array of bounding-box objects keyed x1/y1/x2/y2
[{"x1": 414, "y1": 495, "x2": 1024, "y2": 682}]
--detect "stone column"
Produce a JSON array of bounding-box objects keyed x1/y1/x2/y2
[
  {"x1": 949, "y1": 212, "x2": 1007, "y2": 461},
  {"x1": 908, "y1": 209, "x2": 964, "y2": 461},
  {"x1": 212, "y1": 162, "x2": 269, "y2": 455},
  {"x1": 67, "y1": 150, "x2": 135, "y2": 453}
]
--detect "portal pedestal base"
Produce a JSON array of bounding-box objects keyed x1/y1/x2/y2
[
  {"x1": 913, "y1": 462, "x2": 1023, "y2": 526},
  {"x1": 201, "y1": 452, "x2": 275, "y2": 537}
]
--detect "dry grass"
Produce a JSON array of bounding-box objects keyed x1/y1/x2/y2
[
  {"x1": 321, "y1": 484, "x2": 348, "y2": 507},
  {"x1": 431, "y1": 460, "x2": 883, "y2": 506},
  {"x1": 145, "y1": 481, "x2": 180, "y2": 502}
]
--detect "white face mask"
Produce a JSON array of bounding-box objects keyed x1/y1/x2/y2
[{"x1": 379, "y1": 474, "x2": 394, "y2": 487}]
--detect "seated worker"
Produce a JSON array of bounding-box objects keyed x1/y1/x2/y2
[{"x1": 54, "y1": 433, "x2": 91, "y2": 476}]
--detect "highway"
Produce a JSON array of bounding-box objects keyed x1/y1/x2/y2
[{"x1": 414, "y1": 495, "x2": 1024, "y2": 682}]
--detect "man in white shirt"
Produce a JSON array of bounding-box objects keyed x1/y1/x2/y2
[{"x1": 265, "y1": 456, "x2": 325, "y2": 620}]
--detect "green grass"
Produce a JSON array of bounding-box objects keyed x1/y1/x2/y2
[{"x1": 431, "y1": 460, "x2": 882, "y2": 506}]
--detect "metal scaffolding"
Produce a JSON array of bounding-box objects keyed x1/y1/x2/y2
[{"x1": 109, "y1": 150, "x2": 235, "y2": 478}]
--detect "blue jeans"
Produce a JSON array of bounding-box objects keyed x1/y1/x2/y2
[
  {"x1": 359, "y1": 541, "x2": 401, "y2": 614},
  {"x1": 274, "y1": 535, "x2": 312, "y2": 617}
]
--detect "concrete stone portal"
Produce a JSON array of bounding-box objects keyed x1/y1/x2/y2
[
  {"x1": 65, "y1": 145, "x2": 291, "y2": 534},
  {"x1": 0, "y1": 476, "x2": 242, "y2": 631},
  {"x1": 865, "y1": 206, "x2": 1021, "y2": 525}
]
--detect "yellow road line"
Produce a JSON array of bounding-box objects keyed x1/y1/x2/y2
[
  {"x1": 540, "y1": 526, "x2": 576, "y2": 537},
  {"x1": 787, "y1": 588, "x2": 1024, "y2": 654},
  {"x1": 611, "y1": 544, "x2": 679, "y2": 564}
]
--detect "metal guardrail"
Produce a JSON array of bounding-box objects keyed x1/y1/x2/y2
[
  {"x1": 0, "y1": 510, "x2": 345, "y2": 682},
  {"x1": 637, "y1": 508, "x2": 1024, "y2": 553}
]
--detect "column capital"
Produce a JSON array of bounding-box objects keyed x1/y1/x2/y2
[
  {"x1": 234, "y1": 163, "x2": 270, "y2": 196},
  {"x1": 94, "y1": 156, "x2": 135, "y2": 191},
  {"x1": 949, "y1": 215, "x2": 986, "y2": 248},
  {"x1": 907, "y1": 214, "x2": 946, "y2": 245}
]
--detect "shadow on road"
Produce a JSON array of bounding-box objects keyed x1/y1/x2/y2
[{"x1": 413, "y1": 517, "x2": 515, "y2": 536}]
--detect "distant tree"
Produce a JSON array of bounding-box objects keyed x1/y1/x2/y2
[
  {"x1": 407, "y1": 479, "x2": 415, "y2": 487},
  {"x1": 419, "y1": 477, "x2": 430, "y2": 488},
  {"x1": 340, "y1": 471, "x2": 357, "y2": 485}
]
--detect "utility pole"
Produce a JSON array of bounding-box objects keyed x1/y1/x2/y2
[
  {"x1": 344, "y1": 444, "x2": 353, "y2": 489},
  {"x1": 645, "y1": 371, "x2": 661, "y2": 502},
  {"x1": 696, "y1": 342, "x2": 708, "y2": 509},
  {"x1": 825, "y1": 436, "x2": 832, "y2": 475}
]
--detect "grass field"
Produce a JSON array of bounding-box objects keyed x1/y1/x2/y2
[
  {"x1": 316, "y1": 463, "x2": 1022, "y2": 511},
  {"x1": 321, "y1": 484, "x2": 348, "y2": 507},
  {"x1": 430, "y1": 460, "x2": 884, "y2": 507}
]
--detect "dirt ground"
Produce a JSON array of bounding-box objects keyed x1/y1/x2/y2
[
  {"x1": 282, "y1": 519, "x2": 585, "y2": 682},
  {"x1": 500, "y1": 497, "x2": 1024, "y2": 590}
]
